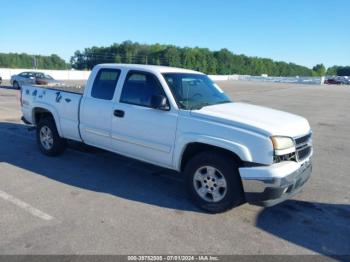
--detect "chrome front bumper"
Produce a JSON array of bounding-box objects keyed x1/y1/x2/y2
[{"x1": 239, "y1": 158, "x2": 312, "y2": 206}]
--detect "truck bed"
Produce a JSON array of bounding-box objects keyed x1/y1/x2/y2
[
  {"x1": 30, "y1": 81, "x2": 86, "y2": 94},
  {"x1": 21, "y1": 83, "x2": 83, "y2": 142}
]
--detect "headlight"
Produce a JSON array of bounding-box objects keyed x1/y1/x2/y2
[
  {"x1": 271, "y1": 136, "x2": 295, "y2": 155},
  {"x1": 271, "y1": 136, "x2": 294, "y2": 150}
]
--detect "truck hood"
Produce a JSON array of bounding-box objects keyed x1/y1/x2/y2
[{"x1": 191, "y1": 102, "x2": 311, "y2": 137}]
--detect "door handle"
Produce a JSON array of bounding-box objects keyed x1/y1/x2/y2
[{"x1": 114, "y1": 109, "x2": 125, "y2": 118}]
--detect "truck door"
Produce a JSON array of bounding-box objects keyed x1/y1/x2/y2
[
  {"x1": 79, "y1": 68, "x2": 121, "y2": 150},
  {"x1": 111, "y1": 70, "x2": 178, "y2": 168}
]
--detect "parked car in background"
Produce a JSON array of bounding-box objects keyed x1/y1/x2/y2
[
  {"x1": 324, "y1": 76, "x2": 350, "y2": 85},
  {"x1": 324, "y1": 78, "x2": 342, "y2": 85},
  {"x1": 10, "y1": 72, "x2": 61, "y2": 89},
  {"x1": 343, "y1": 76, "x2": 350, "y2": 85},
  {"x1": 0, "y1": 75, "x2": 2, "y2": 86}
]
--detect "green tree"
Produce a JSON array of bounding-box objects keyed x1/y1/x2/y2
[
  {"x1": 326, "y1": 66, "x2": 338, "y2": 76},
  {"x1": 0, "y1": 53, "x2": 68, "y2": 69},
  {"x1": 312, "y1": 64, "x2": 326, "y2": 76},
  {"x1": 336, "y1": 66, "x2": 350, "y2": 76},
  {"x1": 69, "y1": 40, "x2": 318, "y2": 76}
]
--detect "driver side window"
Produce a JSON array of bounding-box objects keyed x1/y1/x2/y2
[{"x1": 120, "y1": 71, "x2": 165, "y2": 108}]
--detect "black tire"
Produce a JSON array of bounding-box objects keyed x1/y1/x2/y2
[
  {"x1": 13, "y1": 81, "x2": 20, "y2": 90},
  {"x1": 185, "y1": 151, "x2": 245, "y2": 213},
  {"x1": 36, "y1": 116, "x2": 66, "y2": 156}
]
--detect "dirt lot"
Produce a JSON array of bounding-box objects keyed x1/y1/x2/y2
[{"x1": 0, "y1": 80, "x2": 349, "y2": 256}]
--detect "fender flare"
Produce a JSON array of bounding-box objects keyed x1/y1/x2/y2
[{"x1": 173, "y1": 133, "x2": 253, "y2": 171}]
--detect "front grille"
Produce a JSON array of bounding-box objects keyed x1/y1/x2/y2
[
  {"x1": 295, "y1": 133, "x2": 312, "y2": 145},
  {"x1": 297, "y1": 146, "x2": 311, "y2": 161},
  {"x1": 295, "y1": 133, "x2": 312, "y2": 162}
]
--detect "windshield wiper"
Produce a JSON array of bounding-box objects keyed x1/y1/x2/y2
[
  {"x1": 191, "y1": 100, "x2": 231, "y2": 110},
  {"x1": 190, "y1": 102, "x2": 211, "y2": 110},
  {"x1": 216, "y1": 100, "x2": 231, "y2": 105}
]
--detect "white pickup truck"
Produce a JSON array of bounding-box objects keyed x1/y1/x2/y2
[{"x1": 21, "y1": 64, "x2": 313, "y2": 213}]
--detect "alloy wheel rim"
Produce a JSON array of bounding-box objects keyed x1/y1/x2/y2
[
  {"x1": 193, "y1": 166, "x2": 227, "y2": 203},
  {"x1": 39, "y1": 126, "x2": 53, "y2": 150}
]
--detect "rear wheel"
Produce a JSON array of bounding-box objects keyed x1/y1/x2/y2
[
  {"x1": 36, "y1": 117, "x2": 66, "y2": 156},
  {"x1": 185, "y1": 151, "x2": 245, "y2": 213},
  {"x1": 13, "y1": 81, "x2": 20, "y2": 90}
]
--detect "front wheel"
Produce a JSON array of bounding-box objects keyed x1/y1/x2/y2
[
  {"x1": 36, "y1": 117, "x2": 66, "y2": 156},
  {"x1": 13, "y1": 81, "x2": 20, "y2": 90},
  {"x1": 185, "y1": 151, "x2": 245, "y2": 213}
]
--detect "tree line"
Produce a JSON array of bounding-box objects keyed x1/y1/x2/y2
[
  {"x1": 0, "y1": 53, "x2": 69, "y2": 70},
  {"x1": 1, "y1": 42, "x2": 349, "y2": 76},
  {"x1": 326, "y1": 65, "x2": 350, "y2": 76},
  {"x1": 70, "y1": 41, "x2": 315, "y2": 76},
  {"x1": 70, "y1": 41, "x2": 350, "y2": 76}
]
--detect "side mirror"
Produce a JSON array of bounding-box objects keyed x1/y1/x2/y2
[{"x1": 151, "y1": 95, "x2": 169, "y2": 111}]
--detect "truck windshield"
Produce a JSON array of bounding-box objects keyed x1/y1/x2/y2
[{"x1": 162, "y1": 73, "x2": 231, "y2": 110}]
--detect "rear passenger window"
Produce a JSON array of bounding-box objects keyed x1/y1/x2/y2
[
  {"x1": 120, "y1": 71, "x2": 164, "y2": 107},
  {"x1": 91, "y1": 69, "x2": 121, "y2": 100}
]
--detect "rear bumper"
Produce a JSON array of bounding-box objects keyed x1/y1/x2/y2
[
  {"x1": 21, "y1": 116, "x2": 32, "y2": 125},
  {"x1": 21, "y1": 116, "x2": 35, "y2": 131},
  {"x1": 239, "y1": 158, "x2": 312, "y2": 206}
]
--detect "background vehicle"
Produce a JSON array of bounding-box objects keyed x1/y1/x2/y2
[
  {"x1": 10, "y1": 71, "x2": 61, "y2": 89},
  {"x1": 342, "y1": 76, "x2": 350, "y2": 85},
  {"x1": 20, "y1": 64, "x2": 313, "y2": 213},
  {"x1": 324, "y1": 76, "x2": 350, "y2": 85},
  {"x1": 324, "y1": 78, "x2": 342, "y2": 85},
  {"x1": 0, "y1": 75, "x2": 2, "y2": 86}
]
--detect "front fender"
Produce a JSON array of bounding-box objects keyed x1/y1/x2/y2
[
  {"x1": 173, "y1": 133, "x2": 253, "y2": 171},
  {"x1": 31, "y1": 102, "x2": 63, "y2": 137}
]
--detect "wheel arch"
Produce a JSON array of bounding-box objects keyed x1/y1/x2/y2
[
  {"x1": 32, "y1": 105, "x2": 63, "y2": 137},
  {"x1": 180, "y1": 142, "x2": 245, "y2": 172}
]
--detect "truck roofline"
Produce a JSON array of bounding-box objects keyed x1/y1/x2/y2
[{"x1": 95, "y1": 63, "x2": 204, "y2": 75}]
